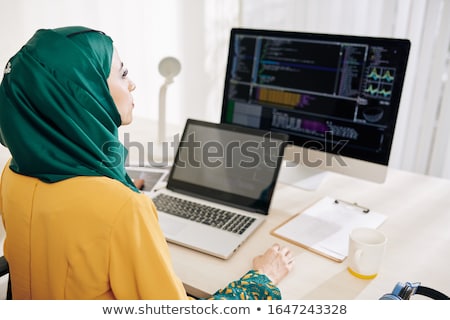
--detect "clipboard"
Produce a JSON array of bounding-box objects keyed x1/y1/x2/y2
[{"x1": 271, "y1": 196, "x2": 387, "y2": 262}]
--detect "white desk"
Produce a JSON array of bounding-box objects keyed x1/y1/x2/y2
[{"x1": 166, "y1": 168, "x2": 450, "y2": 299}]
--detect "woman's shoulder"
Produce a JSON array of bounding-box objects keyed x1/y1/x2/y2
[
  {"x1": 2, "y1": 164, "x2": 150, "y2": 210},
  {"x1": 69, "y1": 175, "x2": 157, "y2": 221},
  {"x1": 64, "y1": 175, "x2": 148, "y2": 205}
]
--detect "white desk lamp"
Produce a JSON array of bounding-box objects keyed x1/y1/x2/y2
[{"x1": 158, "y1": 57, "x2": 181, "y2": 143}]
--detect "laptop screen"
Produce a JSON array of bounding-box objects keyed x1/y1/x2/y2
[{"x1": 167, "y1": 119, "x2": 288, "y2": 214}]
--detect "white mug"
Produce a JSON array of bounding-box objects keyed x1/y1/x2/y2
[{"x1": 347, "y1": 227, "x2": 387, "y2": 279}]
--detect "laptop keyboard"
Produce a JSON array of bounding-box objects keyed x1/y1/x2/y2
[{"x1": 152, "y1": 194, "x2": 256, "y2": 234}]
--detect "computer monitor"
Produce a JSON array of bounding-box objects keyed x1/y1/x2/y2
[{"x1": 220, "y1": 28, "x2": 410, "y2": 189}]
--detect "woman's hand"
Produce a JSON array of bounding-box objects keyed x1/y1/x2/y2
[{"x1": 252, "y1": 243, "x2": 294, "y2": 285}]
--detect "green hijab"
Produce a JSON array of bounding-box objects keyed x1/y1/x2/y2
[{"x1": 0, "y1": 26, "x2": 138, "y2": 192}]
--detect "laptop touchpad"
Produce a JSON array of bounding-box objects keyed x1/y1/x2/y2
[{"x1": 158, "y1": 214, "x2": 187, "y2": 236}]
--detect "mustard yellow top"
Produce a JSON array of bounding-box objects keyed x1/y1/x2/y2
[
  {"x1": 1, "y1": 163, "x2": 283, "y2": 300},
  {"x1": 0, "y1": 164, "x2": 188, "y2": 299}
]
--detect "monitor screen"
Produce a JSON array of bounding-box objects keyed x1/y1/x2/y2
[{"x1": 220, "y1": 28, "x2": 410, "y2": 186}]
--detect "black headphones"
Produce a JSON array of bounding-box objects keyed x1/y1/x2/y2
[{"x1": 380, "y1": 282, "x2": 449, "y2": 300}]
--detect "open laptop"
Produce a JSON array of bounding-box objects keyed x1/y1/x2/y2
[{"x1": 150, "y1": 119, "x2": 288, "y2": 259}]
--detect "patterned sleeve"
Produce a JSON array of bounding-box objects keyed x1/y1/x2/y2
[{"x1": 206, "y1": 270, "x2": 282, "y2": 300}]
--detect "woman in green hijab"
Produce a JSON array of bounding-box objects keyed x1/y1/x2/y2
[{"x1": 0, "y1": 26, "x2": 293, "y2": 299}]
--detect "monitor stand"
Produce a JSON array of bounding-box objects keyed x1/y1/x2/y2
[{"x1": 277, "y1": 160, "x2": 328, "y2": 191}]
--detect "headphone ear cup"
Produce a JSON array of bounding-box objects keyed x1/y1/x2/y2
[
  {"x1": 379, "y1": 293, "x2": 402, "y2": 300},
  {"x1": 380, "y1": 282, "x2": 449, "y2": 300},
  {"x1": 379, "y1": 282, "x2": 408, "y2": 300}
]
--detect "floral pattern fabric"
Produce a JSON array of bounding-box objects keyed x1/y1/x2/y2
[{"x1": 207, "y1": 270, "x2": 281, "y2": 300}]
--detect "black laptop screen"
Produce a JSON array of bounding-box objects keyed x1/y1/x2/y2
[{"x1": 167, "y1": 119, "x2": 288, "y2": 213}]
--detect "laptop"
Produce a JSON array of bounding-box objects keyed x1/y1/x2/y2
[{"x1": 150, "y1": 119, "x2": 288, "y2": 259}]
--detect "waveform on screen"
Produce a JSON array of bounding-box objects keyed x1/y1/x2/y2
[
  {"x1": 364, "y1": 85, "x2": 392, "y2": 98},
  {"x1": 367, "y1": 68, "x2": 394, "y2": 82}
]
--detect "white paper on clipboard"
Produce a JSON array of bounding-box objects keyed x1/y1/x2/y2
[{"x1": 271, "y1": 196, "x2": 387, "y2": 262}]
